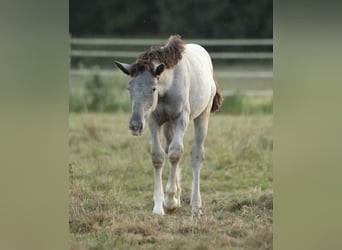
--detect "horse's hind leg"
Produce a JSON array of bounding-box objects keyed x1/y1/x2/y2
[
  {"x1": 163, "y1": 122, "x2": 174, "y2": 154},
  {"x1": 191, "y1": 104, "x2": 211, "y2": 215}
]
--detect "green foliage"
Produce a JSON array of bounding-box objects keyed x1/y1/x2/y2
[
  {"x1": 243, "y1": 96, "x2": 273, "y2": 115},
  {"x1": 69, "y1": 73, "x2": 273, "y2": 115},
  {"x1": 70, "y1": 75, "x2": 273, "y2": 115},
  {"x1": 70, "y1": 0, "x2": 272, "y2": 38},
  {"x1": 219, "y1": 91, "x2": 273, "y2": 115},
  {"x1": 157, "y1": 0, "x2": 273, "y2": 38},
  {"x1": 219, "y1": 91, "x2": 245, "y2": 114},
  {"x1": 69, "y1": 74, "x2": 130, "y2": 113},
  {"x1": 84, "y1": 74, "x2": 106, "y2": 111},
  {"x1": 69, "y1": 88, "x2": 86, "y2": 113}
]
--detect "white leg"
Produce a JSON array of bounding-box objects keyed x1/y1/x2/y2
[
  {"x1": 191, "y1": 106, "x2": 210, "y2": 215},
  {"x1": 191, "y1": 143, "x2": 204, "y2": 215},
  {"x1": 153, "y1": 166, "x2": 164, "y2": 215},
  {"x1": 164, "y1": 114, "x2": 188, "y2": 211},
  {"x1": 164, "y1": 144, "x2": 183, "y2": 211},
  {"x1": 149, "y1": 119, "x2": 165, "y2": 215},
  {"x1": 163, "y1": 122, "x2": 173, "y2": 154}
]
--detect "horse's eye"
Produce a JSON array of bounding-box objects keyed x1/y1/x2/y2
[{"x1": 152, "y1": 87, "x2": 156, "y2": 92}]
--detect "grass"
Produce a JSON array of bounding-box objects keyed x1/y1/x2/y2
[{"x1": 69, "y1": 113, "x2": 273, "y2": 250}]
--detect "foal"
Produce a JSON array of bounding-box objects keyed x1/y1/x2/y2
[{"x1": 115, "y1": 35, "x2": 222, "y2": 215}]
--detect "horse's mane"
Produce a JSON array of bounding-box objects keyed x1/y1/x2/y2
[{"x1": 131, "y1": 35, "x2": 185, "y2": 76}]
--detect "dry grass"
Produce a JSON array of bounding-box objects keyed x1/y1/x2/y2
[{"x1": 69, "y1": 113, "x2": 273, "y2": 249}]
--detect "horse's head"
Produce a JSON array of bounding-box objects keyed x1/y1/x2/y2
[{"x1": 114, "y1": 61, "x2": 165, "y2": 136}]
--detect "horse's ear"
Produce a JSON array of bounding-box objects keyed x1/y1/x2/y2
[
  {"x1": 114, "y1": 61, "x2": 132, "y2": 76},
  {"x1": 154, "y1": 63, "x2": 165, "y2": 77}
]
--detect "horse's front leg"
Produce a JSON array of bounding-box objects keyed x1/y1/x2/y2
[
  {"x1": 149, "y1": 119, "x2": 165, "y2": 215},
  {"x1": 164, "y1": 113, "x2": 189, "y2": 212}
]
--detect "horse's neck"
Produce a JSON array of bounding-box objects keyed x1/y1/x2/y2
[{"x1": 157, "y1": 68, "x2": 175, "y2": 96}]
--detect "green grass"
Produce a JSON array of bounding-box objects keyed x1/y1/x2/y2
[{"x1": 69, "y1": 113, "x2": 273, "y2": 250}]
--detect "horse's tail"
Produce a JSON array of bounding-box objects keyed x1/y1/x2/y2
[{"x1": 211, "y1": 79, "x2": 223, "y2": 113}]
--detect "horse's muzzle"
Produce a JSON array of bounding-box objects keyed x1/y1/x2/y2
[{"x1": 129, "y1": 120, "x2": 143, "y2": 136}]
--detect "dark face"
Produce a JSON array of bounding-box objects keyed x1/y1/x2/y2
[{"x1": 127, "y1": 71, "x2": 158, "y2": 136}]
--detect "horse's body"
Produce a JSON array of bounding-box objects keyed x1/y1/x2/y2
[{"x1": 115, "y1": 35, "x2": 222, "y2": 215}]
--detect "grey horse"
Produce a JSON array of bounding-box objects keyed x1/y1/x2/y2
[{"x1": 115, "y1": 35, "x2": 222, "y2": 215}]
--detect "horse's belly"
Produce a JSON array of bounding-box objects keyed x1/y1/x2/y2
[
  {"x1": 189, "y1": 81, "x2": 215, "y2": 119},
  {"x1": 184, "y1": 44, "x2": 216, "y2": 119}
]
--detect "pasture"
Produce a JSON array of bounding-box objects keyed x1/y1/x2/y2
[{"x1": 69, "y1": 113, "x2": 273, "y2": 249}]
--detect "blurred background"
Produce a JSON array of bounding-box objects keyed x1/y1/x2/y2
[{"x1": 69, "y1": 0, "x2": 273, "y2": 115}]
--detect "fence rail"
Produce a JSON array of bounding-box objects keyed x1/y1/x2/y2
[
  {"x1": 70, "y1": 38, "x2": 273, "y2": 60},
  {"x1": 222, "y1": 90, "x2": 273, "y2": 97},
  {"x1": 71, "y1": 38, "x2": 273, "y2": 46},
  {"x1": 71, "y1": 50, "x2": 273, "y2": 59},
  {"x1": 70, "y1": 38, "x2": 273, "y2": 97}
]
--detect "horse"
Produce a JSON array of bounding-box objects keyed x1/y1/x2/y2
[{"x1": 114, "y1": 35, "x2": 222, "y2": 215}]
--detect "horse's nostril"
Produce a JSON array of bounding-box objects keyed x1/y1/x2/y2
[{"x1": 129, "y1": 120, "x2": 143, "y2": 131}]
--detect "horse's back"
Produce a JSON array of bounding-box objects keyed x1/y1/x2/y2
[{"x1": 183, "y1": 44, "x2": 216, "y2": 119}]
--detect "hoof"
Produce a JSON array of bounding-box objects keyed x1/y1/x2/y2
[
  {"x1": 152, "y1": 210, "x2": 165, "y2": 215},
  {"x1": 192, "y1": 208, "x2": 203, "y2": 216},
  {"x1": 163, "y1": 199, "x2": 180, "y2": 214},
  {"x1": 164, "y1": 207, "x2": 178, "y2": 214},
  {"x1": 152, "y1": 206, "x2": 165, "y2": 215},
  {"x1": 163, "y1": 197, "x2": 180, "y2": 210}
]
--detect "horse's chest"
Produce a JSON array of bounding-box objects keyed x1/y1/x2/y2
[{"x1": 152, "y1": 101, "x2": 182, "y2": 124}]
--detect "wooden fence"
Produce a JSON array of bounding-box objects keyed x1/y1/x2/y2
[{"x1": 70, "y1": 38, "x2": 273, "y2": 96}]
